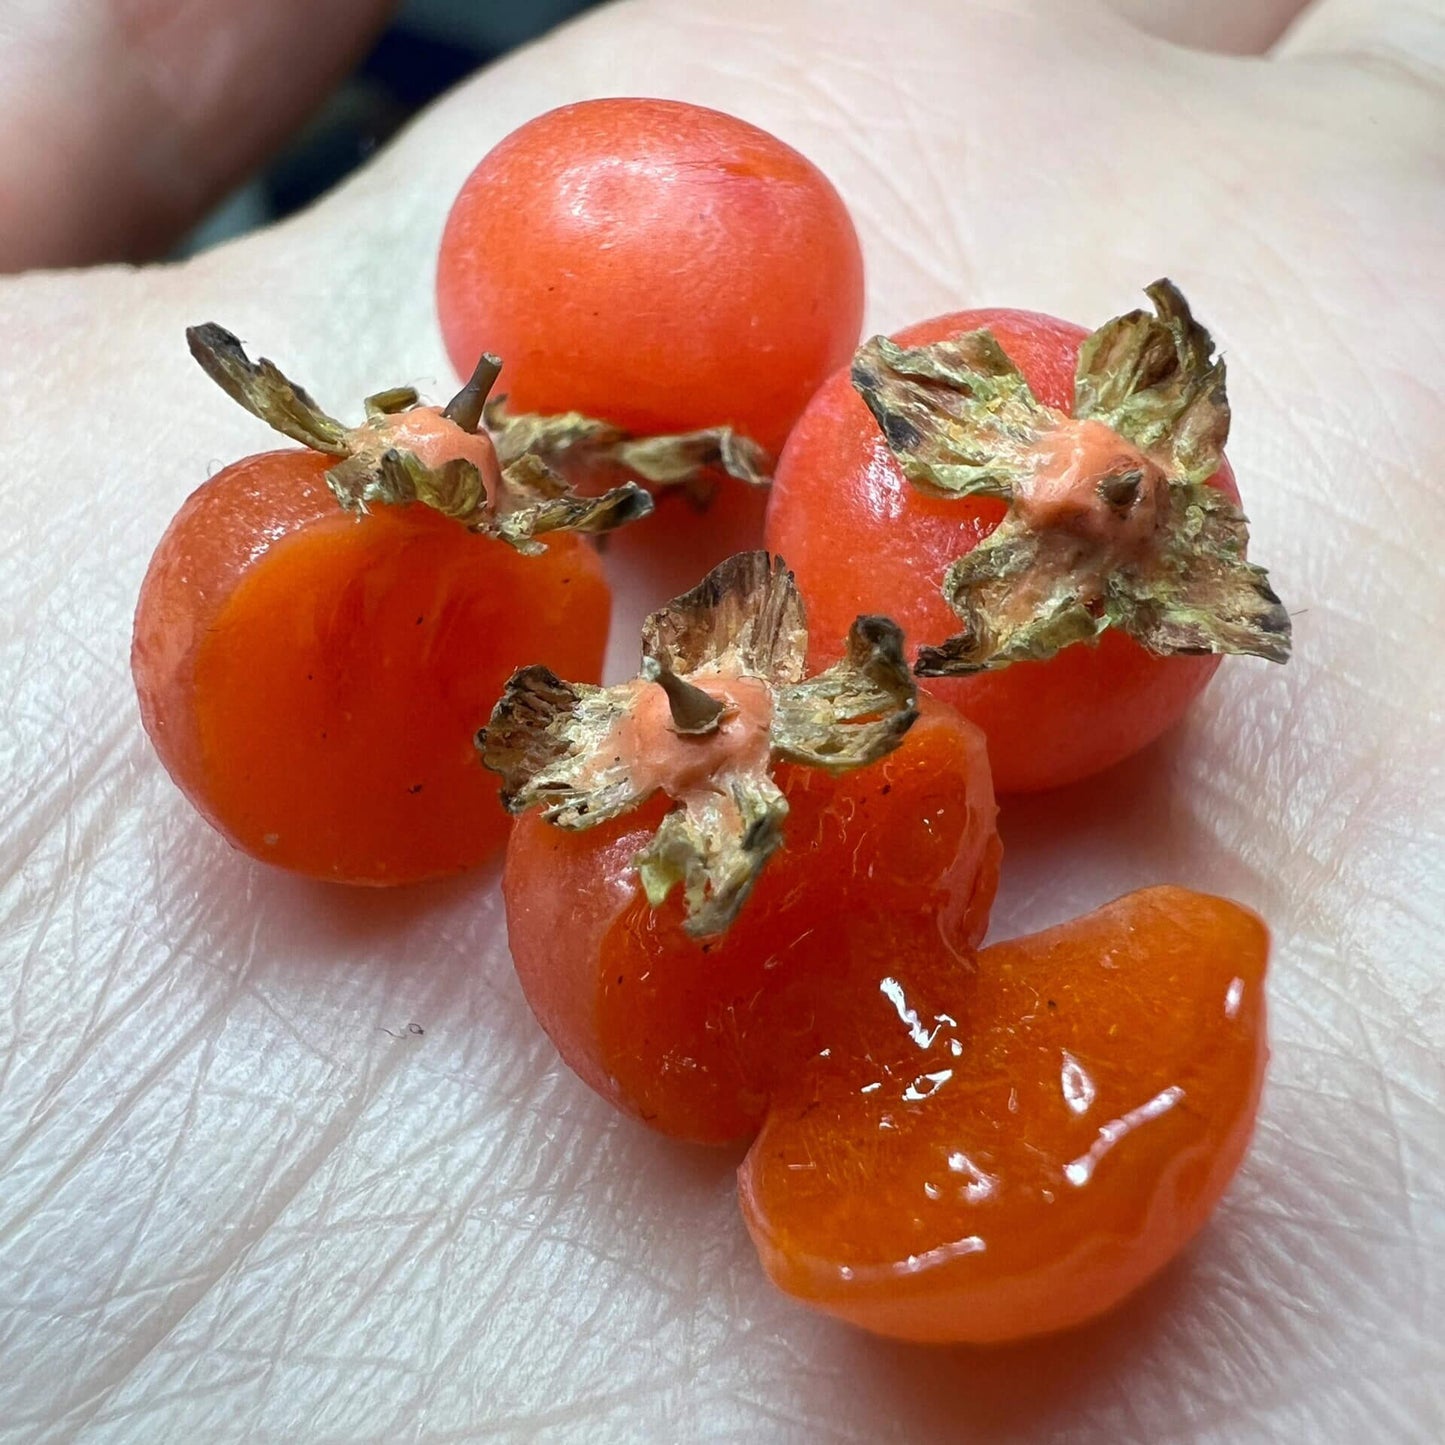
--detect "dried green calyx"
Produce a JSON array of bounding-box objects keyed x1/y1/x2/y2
[
  {"x1": 851, "y1": 280, "x2": 1291, "y2": 674},
  {"x1": 186, "y1": 325, "x2": 652, "y2": 552},
  {"x1": 479, "y1": 551, "x2": 918, "y2": 937},
  {"x1": 486, "y1": 398, "x2": 772, "y2": 502}
]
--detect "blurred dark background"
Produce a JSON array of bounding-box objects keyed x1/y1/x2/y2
[{"x1": 178, "y1": 0, "x2": 605, "y2": 256}]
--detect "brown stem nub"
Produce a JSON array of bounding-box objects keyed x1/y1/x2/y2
[
  {"x1": 443, "y1": 352, "x2": 503, "y2": 433},
  {"x1": 652, "y1": 663, "x2": 727, "y2": 735},
  {"x1": 1097, "y1": 468, "x2": 1144, "y2": 512}
]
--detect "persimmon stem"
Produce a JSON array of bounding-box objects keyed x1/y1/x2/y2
[
  {"x1": 443, "y1": 352, "x2": 503, "y2": 433},
  {"x1": 650, "y1": 661, "x2": 727, "y2": 735}
]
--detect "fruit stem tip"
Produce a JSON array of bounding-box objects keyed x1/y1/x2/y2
[
  {"x1": 646, "y1": 659, "x2": 727, "y2": 735},
  {"x1": 443, "y1": 352, "x2": 504, "y2": 433}
]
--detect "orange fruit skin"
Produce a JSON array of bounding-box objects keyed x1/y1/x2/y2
[
  {"x1": 436, "y1": 98, "x2": 865, "y2": 457},
  {"x1": 502, "y1": 700, "x2": 1001, "y2": 1143},
  {"x1": 764, "y1": 309, "x2": 1242, "y2": 794},
  {"x1": 132, "y1": 448, "x2": 610, "y2": 884},
  {"x1": 739, "y1": 887, "x2": 1269, "y2": 1343}
]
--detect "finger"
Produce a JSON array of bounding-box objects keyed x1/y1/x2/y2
[
  {"x1": 1102, "y1": 0, "x2": 1312, "y2": 53},
  {"x1": 0, "y1": 0, "x2": 395, "y2": 272},
  {"x1": 1273, "y1": 0, "x2": 1445, "y2": 79}
]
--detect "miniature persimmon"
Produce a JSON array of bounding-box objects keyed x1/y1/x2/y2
[
  {"x1": 482, "y1": 553, "x2": 1000, "y2": 1142},
  {"x1": 437, "y1": 98, "x2": 865, "y2": 480},
  {"x1": 766, "y1": 281, "x2": 1291, "y2": 792},
  {"x1": 132, "y1": 328, "x2": 650, "y2": 885}
]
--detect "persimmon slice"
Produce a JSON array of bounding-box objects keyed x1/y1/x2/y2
[{"x1": 739, "y1": 887, "x2": 1269, "y2": 1343}]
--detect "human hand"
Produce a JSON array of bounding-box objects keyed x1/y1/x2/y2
[
  {"x1": 0, "y1": 0, "x2": 394, "y2": 270},
  {"x1": 1, "y1": 1, "x2": 1440, "y2": 1440}
]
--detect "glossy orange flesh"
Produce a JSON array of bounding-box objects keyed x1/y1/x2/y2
[
  {"x1": 436, "y1": 98, "x2": 865, "y2": 456},
  {"x1": 740, "y1": 887, "x2": 1269, "y2": 1343},
  {"x1": 502, "y1": 701, "x2": 1001, "y2": 1142},
  {"x1": 133, "y1": 448, "x2": 610, "y2": 883},
  {"x1": 764, "y1": 309, "x2": 1241, "y2": 793}
]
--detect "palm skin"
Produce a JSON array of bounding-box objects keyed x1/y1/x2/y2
[{"x1": 0, "y1": 2, "x2": 1440, "y2": 1441}]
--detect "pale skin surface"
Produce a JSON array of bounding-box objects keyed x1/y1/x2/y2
[
  {"x1": 0, "y1": 0, "x2": 394, "y2": 269},
  {"x1": 1, "y1": 0, "x2": 1442, "y2": 1440}
]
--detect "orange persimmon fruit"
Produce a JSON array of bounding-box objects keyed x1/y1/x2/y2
[
  {"x1": 483, "y1": 553, "x2": 999, "y2": 1142},
  {"x1": 503, "y1": 697, "x2": 1000, "y2": 1143},
  {"x1": 132, "y1": 329, "x2": 649, "y2": 884},
  {"x1": 436, "y1": 98, "x2": 865, "y2": 459},
  {"x1": 766, "y1": 283, "x2": 1290, "y2": 792}
]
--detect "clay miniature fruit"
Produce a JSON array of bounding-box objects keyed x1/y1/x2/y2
[
  {"x1": 481, "y1": 552, "x2": 1000, "y2": 1142},
  {"x1": 766, "y1": 281, "x2": 1291, "y2": 792},
  {"x1": 132, "y1": 328, "x2": 650, "y2": 885}
]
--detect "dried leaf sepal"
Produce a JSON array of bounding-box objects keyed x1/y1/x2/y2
[
  {"x1": 480, "y1": 552, "x2": 918, "y2": 936},
  {"x1": 185, "y1": 325, "x2": 652, "y2": 553},
  {"x1": 485, "y1": 398, "x2": 772, "y2": 497},
  {"x1": 851, "y1": 280, "x2": 1290, "y2": 674}
]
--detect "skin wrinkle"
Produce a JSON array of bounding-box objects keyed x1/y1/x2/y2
[
  {"x1": 44, "y1": 1040, "x2": 438, "y2": 1443},
  {"x1": 23, "y1": 851, "x2": 193, "y2": 1097},
  {"x1": 0, "y1": 935, "x2": 241, "y2": 1231},
  {"x1": 22, "y1": 901, "x2": 491, "y2": 1421},
  {"x1": 0, "y1": 844, "x2": 246, "y2": 1169},
  {"x1": 1342, "y1": 1068, "x2": 1430, "y2": 1314},
  {"x1": 896, "y1": 87, "x2": 979, "y2": 260},
  {"x1": 0, "y1": 713, "x2": 136, "y2": 874},
  {"x1": 407, "y1": 1131, "x2": 625, "y2": 1395},
  {"x1": 753, "y1": 71, "x2": 973, "y2": 314},
  {"x1": 1246, "y1": 1139, "x2": 1434, "y2": 1345},
  {"x1": 69, "y1": 1026, "x2": 233, "y2": 1386}
]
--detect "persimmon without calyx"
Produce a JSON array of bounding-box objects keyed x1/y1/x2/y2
[
  {"x1": 765, "y1": 281, "x2": 1291, "y2": 793},
  {"x1": 437, "y1": 98, "x2": 865, "y2": 465},
  {"x1": 132, "y1": 329, "x2": 650, "y2": 885}
]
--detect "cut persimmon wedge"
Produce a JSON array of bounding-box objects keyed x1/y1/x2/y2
[{"x1": 739, "y1": 887, "x2": 1269, "y2": 1343}]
